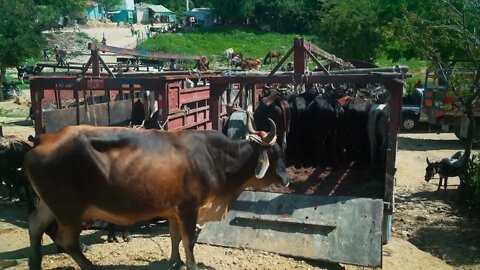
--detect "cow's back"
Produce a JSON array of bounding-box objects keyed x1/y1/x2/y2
[{"x1": 24, "y1": 126, "x2": 194, "y2": 224}]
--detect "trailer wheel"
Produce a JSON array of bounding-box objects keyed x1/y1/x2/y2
[{"x1": 381, "y1": 214, "x2": 393, "y2": 245}]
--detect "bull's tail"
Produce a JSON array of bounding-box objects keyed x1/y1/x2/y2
[{"x1": 263, "y1": 53, "x2": 270, "y2": 65}]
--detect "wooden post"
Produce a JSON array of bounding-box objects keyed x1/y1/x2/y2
[{"x1": 0, "y1": 126, "x2": 3, "y2": 137}]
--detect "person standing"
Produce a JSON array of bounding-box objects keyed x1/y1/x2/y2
[{"x1": 43, "y1": 47, "x2": 49, "y2": 61}]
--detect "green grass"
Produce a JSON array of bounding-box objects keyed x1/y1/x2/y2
[
  {"x1": 137, "y1": 27, "x2": 428, "y2": 79},
  {"x1": 137, "y1": 28, "x2": 321, "y2": 69}
]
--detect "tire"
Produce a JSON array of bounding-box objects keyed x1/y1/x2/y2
[{"x1": 402, "y1": 115, "x2": 416, "y2": 131}]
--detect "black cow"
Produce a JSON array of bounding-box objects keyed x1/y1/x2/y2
[
  {"x1": 287, "y1": 88, "x2": 319, "y2": 160},
  {"x1": 343, "y1": 96, "x2": 373, "y2": 160},
  {"x1": 16, "y1": 66, "x2": 43, "y2": 84},
  {"x1": 254, "y1": 88, "x2": 291, "y2": 158},
  {"x1": 306, "y1": 92, "x2": 346, "y2": 164},
  {"x1": 367, "y1": 104, "x2": 389, "y2": 166}
]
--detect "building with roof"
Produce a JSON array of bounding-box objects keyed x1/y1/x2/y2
[
  {"x1": 108, "y1": 0, "x2": 135, "y2": 24},
  {"x1": 135, "y1": 3, "x2": 176, "y2": 24},
  {"x1": 183, "y1": 8, "x2": 214, "y2": 27},
  {"x1": 86, "y1": 1, "x2": 105, "y2": 20}
]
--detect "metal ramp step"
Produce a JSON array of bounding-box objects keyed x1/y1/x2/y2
[{"x1": 197, "y1": 191, "x2": 383, "y2": 267}]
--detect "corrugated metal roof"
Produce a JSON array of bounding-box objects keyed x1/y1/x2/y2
[{"x1": 135, "y1": 3, "x2": 173, "y2": 13}]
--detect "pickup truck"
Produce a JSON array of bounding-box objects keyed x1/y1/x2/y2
[{"x1": 402, "y1": 87, "x2": 424, "y2": 130}]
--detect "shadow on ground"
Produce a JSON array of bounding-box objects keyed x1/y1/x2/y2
[{"x1": 395, "y1": 188, "x2": 480, "y2": 267}]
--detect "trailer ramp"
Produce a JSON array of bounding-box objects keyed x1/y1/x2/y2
[{"x1": 197, "y1": 191, "x2": 383, "y2": 267}]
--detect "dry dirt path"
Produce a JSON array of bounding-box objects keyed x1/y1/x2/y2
[{"x1": 2, "y1": 128, "x2": 477, "y2": 269}]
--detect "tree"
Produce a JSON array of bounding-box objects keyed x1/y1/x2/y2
[
  {"x1": 212, "y1": 0, "x2": 258, "y2": 24},
  {"x1": 96, "y1": 0, "x2": 122, "y2": 12},
  {"x1": 390, "y1": 0, "x2": 480, "y2": 189},
  {"x1": 34, "y1": 0, "x2": 87, "y2": 16},
  {"x1": 0, "y1": 0, "x2": 47, "y2": 101},
  {"x1": 253, "y1": 0, "x2": 307, "y2": 33},
  {"x1": 316, "y1": 0, "x2": 383, "y2": 60}
]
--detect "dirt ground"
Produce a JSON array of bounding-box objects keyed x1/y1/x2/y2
[{"x1": 0, "y1": 121, "x2": 479, "y2": 269}]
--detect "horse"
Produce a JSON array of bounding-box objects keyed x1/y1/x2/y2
[
  {"x1": 263, "y1": 50, "x2": 282, "y2": 65},
  {"x1": 231, "y1": 52, "x2": 243, "y2": 60},
  {"x1": 242, "y1": 59, "x2": 262, "y2": 71},
  {"x1": 425, "y1": 151, "x2": 466, "y2": 191}
]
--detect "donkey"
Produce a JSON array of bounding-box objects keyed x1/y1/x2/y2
[{"x1": 425, "y1": 151, "x2": 466, "y2": 191}]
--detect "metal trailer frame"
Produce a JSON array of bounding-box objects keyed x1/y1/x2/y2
[
  {"x1": 30, "y1": 43, "x2": 221, "y2": 135},
  {"x1": 29, "y1": 38, "x2": 408, "y2": 266},
  {"x1": 208, "y1": 38, "x2": 408, "y2": 245}
]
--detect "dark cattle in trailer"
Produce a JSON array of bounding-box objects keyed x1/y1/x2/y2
[
  {"x1": 343, "y1": 96, "x2": 373, "y2": 160},
  {"x1": 286, "y1": 88, "x2": 319, "y2": 160},
  {"x1": 368, "y1": 104, "x2": 389, "y2": 167},
  {"x1": 306, "y1": 92, "x2": 347, "y2": 165},
  {"x1": 25, "y1": 121, "x2": 289, "y2": 270},
  {"x1": 254, "y1": 88, "x2": 291, "y2": 157}
]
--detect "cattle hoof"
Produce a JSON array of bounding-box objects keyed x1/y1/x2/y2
[
  {"x1": 171, "y1": 261, "x2": 185, "y2": 270},
  {"x1": 123, "y1": 235, "x2": 132, "y2": 242},
  {"x1": 107, "y1": 237, "x2": 119, "y2": 243}
]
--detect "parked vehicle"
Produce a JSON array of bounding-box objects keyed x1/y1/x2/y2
[
  {"x1": 402, "y1": 87, "x2": 424, "y2": 130},
  {"x1": 422, "y1": 62, "x2": 480, "y2": 140}
]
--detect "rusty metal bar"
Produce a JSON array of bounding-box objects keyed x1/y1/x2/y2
[
  {"x1": 305, "y1": 49, "x2": 330, "y2": 75},
  {"x1": 0, "y1": 126, "x2": 3, "y2": 136},
  {"x1": 91, "y1": 49, "x2": 100, "y2": 77},
  {"x1": 294, "y1": 38, "x2": 306, "y2": 75},
  {"x1": 269, "y1": 47, "x2": 294, "y2": 76},
  {"x1": 88, "y1": 43, "x2": 202, "y2": 61},
  {"x1": 384, "y1": 80, "x2": 403, "y2": 212},
  {"x1": 98, "y1": 55, "x2": 116, "y2": 78},
  {"x1": 300, "y1": 38, "x2": 355, "y2": 69},
  {"x1": 210, "y1": 73, "x2": 409, "y2": 85},
  {"x1": 209, "y1": 84, "x2": 226, "y2": 131}
]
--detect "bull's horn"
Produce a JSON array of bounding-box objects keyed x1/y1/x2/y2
[
  {"x1": 247, "y1": 112, "x2": 258, "y2": 134},
  {"x1": 426, "y1": 157, "x2": 430, "y2": 164},
  {"x1": 263, "y1": 118, "x2": 277, "y2": 144}
]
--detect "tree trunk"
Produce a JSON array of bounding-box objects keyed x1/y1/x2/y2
[
  {"x1": 0, "y1": 65, "x2": 6, "y2": 102},
  {"x1": 460, "y1": 101, "x2": 475, "y2": 195}
]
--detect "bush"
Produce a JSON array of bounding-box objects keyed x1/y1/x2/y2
[{"x1": 459, "y1": 155, "x2": 480, "y2": 214}]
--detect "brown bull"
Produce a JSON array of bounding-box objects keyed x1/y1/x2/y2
[{"x1": 25, "y1": 118, "x2": 289, "y2": 270}]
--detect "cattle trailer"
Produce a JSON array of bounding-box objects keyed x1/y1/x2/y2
[{"x1": 29, "y1": 38, "x2": 408, "y2": 267}]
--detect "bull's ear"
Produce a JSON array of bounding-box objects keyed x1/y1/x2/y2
[
  {"x1": 426, "y1": 157, "x2": 431, "y2": 165},
  {"x1": 255, "y1": 150, "x2": 270, "y2": 179}
]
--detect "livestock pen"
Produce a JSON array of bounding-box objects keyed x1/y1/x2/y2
[{"x1": 28, "y1": 38, "x2": 409, "y2": 268}]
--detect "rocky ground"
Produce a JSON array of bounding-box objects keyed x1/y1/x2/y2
[{"x1": 0, "y1": 128, "x2": 479, "y2": 270}]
